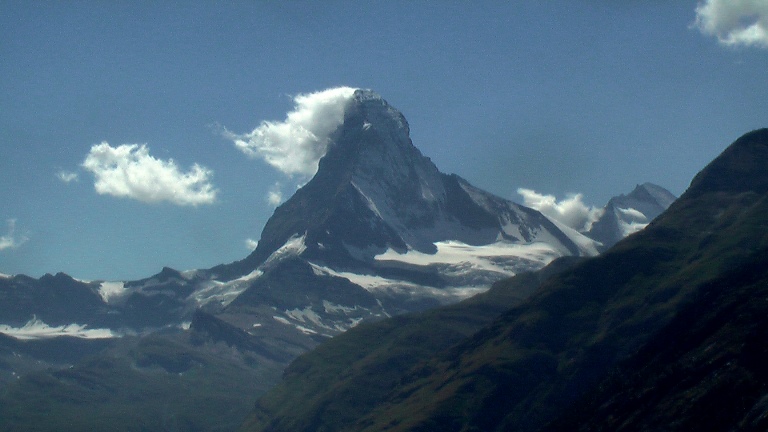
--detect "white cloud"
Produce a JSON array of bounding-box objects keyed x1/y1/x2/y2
[
  {"x1": 245, "y1": 238, "x2": 259, "y2": 251},
  {"x1": 98, "y1": 281, "x2": 128, "y2": 303},
  {"x1": 0, "y1": 317, "x2": 117, "y2": 340},
  {"x1": 56, "y1": 170, "x2": 79, "y2": 183},
  {"x1": 267, "y1": 182, "x2": 284, "y2": 207},
  {"x1": 0, "y1": 219, "x2": 28, "y2": 251},
  {"x1": 517, "y1": 188, "x2": 604, "y2": 233},
  {"x1": 694, "y1": 0, "x2": 768, "y2": 48},
  {"x1": 226, "y1": 87, "x2": 358, "y2": 179},
  {"x1": 82, "y1": 142, "x2": 217, "y2": 206}
]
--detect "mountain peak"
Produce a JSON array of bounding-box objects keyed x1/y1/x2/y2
[
  {"x1": 215, "y1": 90, "x2": 596, "y2": 281},
  {"x1": 349, "y1": 88, "x2": 410, "y2": 133},
  {"x1": 587, "y1": 182, "x2": 676, "y2": 251},
  {"x1": 628, "y1": 183, "x2": 677, "y2": 209},
  {"x1": 324, "y1": 89, "x2": 413, "y2": 160}
]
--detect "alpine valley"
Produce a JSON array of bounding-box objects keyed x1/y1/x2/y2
[{"x1": 0, "y1": 90, "x2": 686, "y2": 431}]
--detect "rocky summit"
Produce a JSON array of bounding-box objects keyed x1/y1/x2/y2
[{"x1": 206, "y1": 89, "x2": 602, "y2": 337}]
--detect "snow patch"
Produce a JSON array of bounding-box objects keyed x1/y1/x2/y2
[
  {"x1": 375, "y1": 240, "x2": 564, "y2": 276},
  {"x1": 273, "y1": 316, "x2": 291, "y2": 325},
  {"x1": 310, "y1": 262, "x2": 421, "y2": 291},
  {"x1": 311, "y1": 261, "x2": 504, "y2": 304},
  {"x1": 294, "y1": 325, "x2": 318, "y2": 335},
  {"x1": 265, "y1": 233, "x2": 307, "y2": 265},
  {"x1": 540, "y1": 217, "x2": 601, "y2": 257},
  {"x1": 351, "y1": 181, "x2": 384, "y2": 219},
  {"x1": 285, "y1": 307, "x2": 330, "y2": 329},
  {"x1": 322, "y1": 300, "x2": 361, "y2": 314},
  {"x1": 191, "y1": 269, "x2": 263, "y2": 307},
  {"x1": 0, "y1": 272, "x2": 12, "y2": 279},
  {"x1": 0, "y1": 318, "x2": 118, "y2": 340}
]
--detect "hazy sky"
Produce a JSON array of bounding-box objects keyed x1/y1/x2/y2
[{"x1": 2, "y1": 1, "x2": 767, "y2": 280}]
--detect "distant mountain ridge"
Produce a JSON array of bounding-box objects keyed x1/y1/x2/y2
[{"x1": 587, "y1": 182, "x2": 676, "y2": 250}]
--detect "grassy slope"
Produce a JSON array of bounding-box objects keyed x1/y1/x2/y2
[{"x1": 542, "y1": 250, "x2": 768, "y2": 431}]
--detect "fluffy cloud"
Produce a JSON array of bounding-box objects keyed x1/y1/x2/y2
[
  {"x1": 0, "y1": 219, "x2": 27, "y2": 251},
  {"x1": 227, "y1": 87, "x2": 358, "y2": 179},
  {"x1": 82, "y1": 142, "x2": 217, "y2": 206},
  {"x1": 517, "y1": 188, "x2": 604, "y2": 232},
  {"x1": 694, "y1": 0, "x2": 768, "y2": 48},
  {"x1": 56, "y1": 170, "x2": 79, "y2": 183}
]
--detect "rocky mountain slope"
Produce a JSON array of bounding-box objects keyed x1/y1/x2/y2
[{"x1": 242, "y1": 128, "x2": 768, "y2": 432}]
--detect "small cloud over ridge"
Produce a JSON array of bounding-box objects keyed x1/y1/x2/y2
[
  {"x1": 226, "y1": 87, "x2": 358, "y2": 179},
  {"x1": 694, "y1": 0, "x2": 768, "y2": 48},
  {"x1": 81, "y1": 142, "x2": 217, "y2": 206},
  {"x1": 517, "y1": 188, "x2": 604, "y2": 233}
]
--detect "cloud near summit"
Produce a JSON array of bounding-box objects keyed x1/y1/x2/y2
[
  {"x1": 518, "y1": 188, "x2": 603, "y2": 233},
  {"x1": 227, "y1": 87, "x2": 358, "y2": 179}
]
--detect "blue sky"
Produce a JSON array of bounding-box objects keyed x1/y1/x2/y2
[{"x1": 1, "y1": 1, "x2": 767, "y2": 280}]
